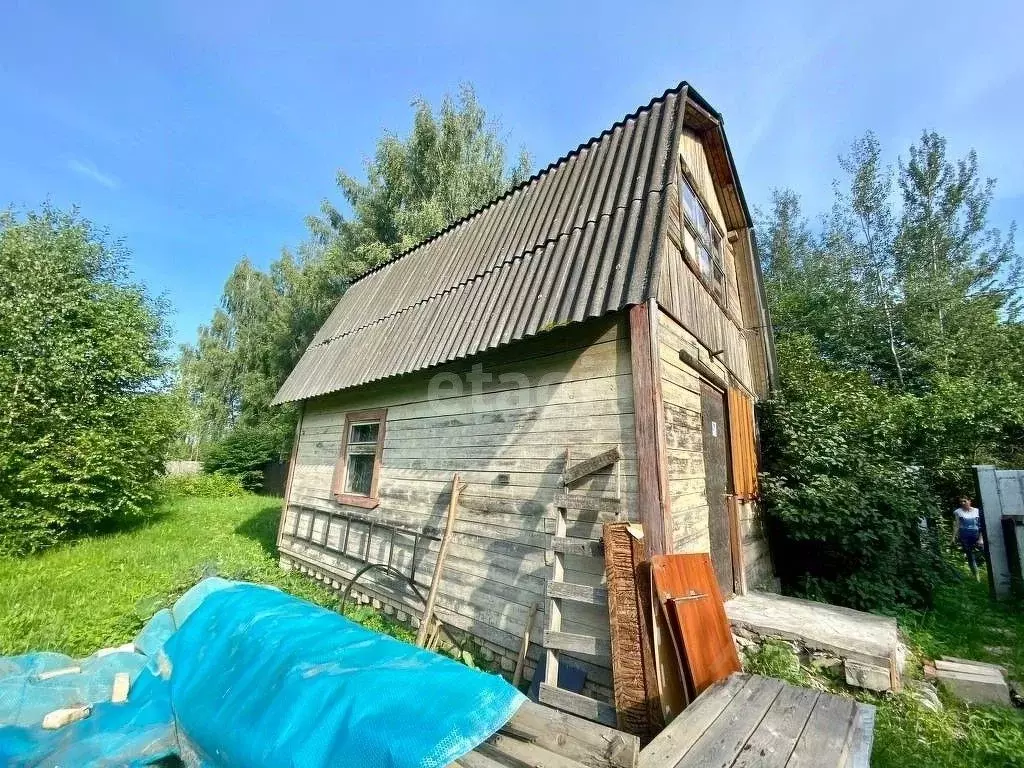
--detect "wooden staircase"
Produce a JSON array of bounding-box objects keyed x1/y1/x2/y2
[{"x1": 539, "y1": 447, "x2": 623, "y2": 727}]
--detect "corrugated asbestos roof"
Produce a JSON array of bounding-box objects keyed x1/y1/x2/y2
[{"x1": 273, "y1": 84, "x2": 692, "y2": 404}]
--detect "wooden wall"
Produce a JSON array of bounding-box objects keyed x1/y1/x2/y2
[
  {"x1": 655, "y1": 128, "x2": 774, "y2": 589},
  {"x1": 657, "y1": 311, "x2": 710, "y2": 554},
  {"x1": 279, "y1": 315, "x2": 636, "y2": 700},
  {"x1": 655, "y1": 308, "x2": 773, "y2": 589}
]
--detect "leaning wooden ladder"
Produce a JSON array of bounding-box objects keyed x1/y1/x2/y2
[{"x1": 540, "y1": 447, "x2": 623, "y2": 727}]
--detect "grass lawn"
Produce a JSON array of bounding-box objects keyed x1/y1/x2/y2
[
  {"x1": 2, "y1": 493, "x2": 1023, "y2": 766},
  {"x1": 0, "y1": 493, "x2": 411, "y2": 658},
  {"x1": 868, "y1": 578, "x2": 1024, "y2": 767}
]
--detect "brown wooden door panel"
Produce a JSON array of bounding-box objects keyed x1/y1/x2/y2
[
  {"x1": 651, "y1": 553, "x2": 741, "y2": 698},
  {"x1": 700, "y1": 381, "x2": 734, "y2": 596}
]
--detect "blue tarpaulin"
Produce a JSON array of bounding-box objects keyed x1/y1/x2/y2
[{"x1": 0, "y1": 579, "x2": 525, "y2": 767}]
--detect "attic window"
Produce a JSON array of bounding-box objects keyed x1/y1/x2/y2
[
  {"x1": 332, "y1": 409, "x2": 386, "y2": 509},
  {"x1": 679, "y1": 172, "x2": 726, "y2": 298}
]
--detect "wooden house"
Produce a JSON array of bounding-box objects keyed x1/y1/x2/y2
[{"x1": 272, "y1": 82, "x2": 777, "y2": 708}]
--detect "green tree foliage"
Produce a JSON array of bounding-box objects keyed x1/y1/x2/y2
[
  {"x1": 759, "y1": 131, "x2": 1023, "y2": 608},
  {"x1": 0, "y1": 207, "x2": 177, "y2": 554},
  {"x1": 180, "y1": 85, "x2": 530, "y2": 459},
  {"x1": 307, "y1": 84, "x2": 531, "y2": 280}
]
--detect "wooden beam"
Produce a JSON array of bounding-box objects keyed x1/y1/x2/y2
[
  {"x1": 416, "y1": 473, "x2": 463, "y2": 647},
  {"x1": 512, "y1": 602, "x2": 539, "y2": 687},
  {"x1": 564, "y1": 447, "x2": 621, "y2": 485},
  {"x1": 628, "y1": 301, "x2": 671, "y2": 555},
  {"x1": 539, "y1": 684, "x2": 619, "y2": 728}
]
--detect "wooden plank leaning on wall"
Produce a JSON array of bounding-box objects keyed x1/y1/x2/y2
[
  {"x1": 276, "y1": 403, "x2": 305, "y2": 552},
  {"x1": 628, "y1": 299, "x2": 672, "y2": 557}
]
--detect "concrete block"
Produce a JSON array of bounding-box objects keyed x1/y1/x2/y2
[
  {"x1": 726, "y1": 591, "x2": 902, "y2": 690},
  {"x1": 934, "y1": 659, "x2": 1011, "y2": 706},
  {"x1": 844, "y1": 659, "x2": 892, "y2": 692}
]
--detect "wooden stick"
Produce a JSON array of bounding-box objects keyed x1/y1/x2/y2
[
  {"x1": 416, "y1": 473, "x2": 463, "y2": 647},
  {"x1": 513, "y1": 602, "x2": 540, "y2": 687}
]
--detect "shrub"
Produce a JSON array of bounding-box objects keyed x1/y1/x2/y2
[
  {"x1": 155, "y1": 473, "x2": 248, "y2": 499},
  {"x1": 202, "y1": 421, "x2": 291, "y2": 491},
  {"x1": 0, "y1": 208, "x2": 177, "y2": 555},
  {"x1": 759, "y1": 335, "x2": 948, "y2": 610}
]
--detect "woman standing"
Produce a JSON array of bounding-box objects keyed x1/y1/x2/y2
[{"x1": 952, "y1": 497, "x2": 983, "y2": 580}]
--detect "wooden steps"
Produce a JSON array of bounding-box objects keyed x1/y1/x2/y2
[{"x1": 540, "y1": 448, "x2": 624, "y2": 729}]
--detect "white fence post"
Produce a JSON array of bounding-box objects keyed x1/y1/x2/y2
[{"x1": 974, "y1": 465, "x2": 1014, "y2": 598}]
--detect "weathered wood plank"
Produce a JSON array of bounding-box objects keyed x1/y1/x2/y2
[
  {"x1": 674, "y1": 675, "x2": 783, "y2": 767},
  {"x1": 383, "y1": 443, "x2": 636, "y2": 462},
  {"x1": 554, "y1": 492, "x2": 623, "y2": 513},
  {"x1": 731, "y1": 685, "x2": 818, "y2": 768},
  {"x1": 539, "y1": 684, "x2": 619, "y2": 728},
  {"x1": 479, "y1": 734, "x2": 590, "y2": 768},
  {"x1": 638, "y1": 674, "x2": 749, "y2": 768},
  {"x1": 503, "y1": 700, "x2": 639, "y2": 768},
  {"x1": 545, "y1": 630, "x2": 611, "y2": 657},
  {"x1": 386, "y1": 426, "x2": 634, "y2": 448},
  {"x1": 785, "y1": 692, "x2": 858, "y2": 768},
  {"x1": 451, "y1": 749, "x2": 508, "y2": 767},
  {"x1": 383, "y1": 404, "x2": 635, "y2": 438},
  {"x1": 552, "y1": 537, "x2": 604, "y2": 557},
  {"x1": 547, "y1": 581, "x2": 608, "y2": 605},
  {"x1": 564, "y1": 448, "x2": 622, "y2": 485}
]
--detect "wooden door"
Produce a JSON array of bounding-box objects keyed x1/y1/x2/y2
[
  {"x1": 651, "y1": 553, "x2": 741, "y2": 698},
  {"x1": 700, "y1": 381, "x2": 734, "y2": 596}
]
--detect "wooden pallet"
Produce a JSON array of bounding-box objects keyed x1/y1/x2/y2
[
  {"x1": 451, "y1": 700, "x2": 640, "y2": 768},
  {"x1": 540, "y1": 448, "x2": 622, "y2": 728},
  {"x1": 638, "y1": 673, "x2": 875, "y2": 768}
]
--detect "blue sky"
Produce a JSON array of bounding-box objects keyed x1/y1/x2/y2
[{"x1": 2, "y1": 1, "x2": 1020, "y2": 345}]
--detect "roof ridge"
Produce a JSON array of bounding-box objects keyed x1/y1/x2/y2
[
  {"x1": 343, "y1": 81, "x2": 690, "y2": 287},
  {"x1": 311, "y1": 191, "x2": 666, "y2": 349}
]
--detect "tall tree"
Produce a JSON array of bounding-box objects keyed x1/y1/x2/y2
[
  {"x1": 179, "y1": 85, "x2": 531, "y2": 463},
  {"x1": 307, "y1": 84, "x2": 531, "y2": 280},
  {"x1": 0, "y1": 207, "x2": 177, "y2": 553},
  {"x1": 758, "y1": 130, "x2": 1024, "y2": 608}
]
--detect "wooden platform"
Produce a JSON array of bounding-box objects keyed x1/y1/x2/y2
[
  {"x1": 639, "y1": 674, "x2": 875, "y2": 768},
  {"x1": 452, "y1": 700, "x2": 640, "y2": 768}
]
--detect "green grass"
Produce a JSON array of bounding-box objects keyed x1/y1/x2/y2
[
  {"x1": 4, "y1": 496, "x2": 1024, "y2": 766},
  {"x1": 742, "y1": 575, "x2": 1024, "y2": 768},
  {"x1": 868, "y1": 577, "x2": 1024, "y2": 768},
  {"x1": 0, "y1": 494, "x2": 412, "y2": 657}
]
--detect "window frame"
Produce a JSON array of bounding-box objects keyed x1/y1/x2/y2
[
  {"x1": 678, "y1": 166, "x2": 727, "y2": 301},
  {"x1": 331, "y1": 408, "x2": 387, "y2": 509}
]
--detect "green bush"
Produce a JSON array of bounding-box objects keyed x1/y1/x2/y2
[
  {"x1": 0, "y1": 208, "x2": 177, "y2": 555},
  {"x1": 155, "y1": 473, "x2": 248, "y2": 499},
  {"x1": 202, "y1": 422, "x2": 289, "y2": 491},
  {"x1": 759, "y1": 335, "x2": 948, "y2": 610}
]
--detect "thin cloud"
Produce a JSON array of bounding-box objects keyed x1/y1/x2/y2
[{"x1": 68, "y1": 158, "x2": 119, "y2": 189}]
